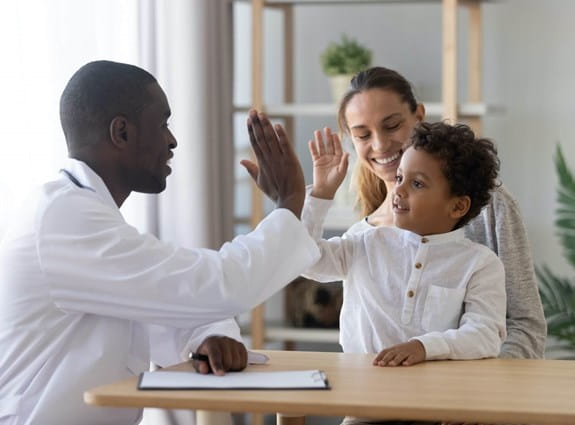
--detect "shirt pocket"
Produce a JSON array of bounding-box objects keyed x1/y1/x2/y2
[{"x1": 422, "y1": 285, "x2": 466, "y2": 332}]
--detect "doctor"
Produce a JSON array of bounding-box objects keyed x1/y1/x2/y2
[{"x1": 0, "y1": 61, "x2": 319, "y2": 425}]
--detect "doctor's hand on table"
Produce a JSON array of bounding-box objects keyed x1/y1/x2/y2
[{"x1": 190, "y1": 335, "x2": 248, "y2": 376}]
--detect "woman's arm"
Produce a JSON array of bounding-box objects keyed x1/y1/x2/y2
[{"x1": 465, "y1": 185, "x2": 547, "y2": 358}]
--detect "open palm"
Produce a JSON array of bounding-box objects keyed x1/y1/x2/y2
[{"x1": 308, "y1": 128, "x2": 349, "y2": 200}]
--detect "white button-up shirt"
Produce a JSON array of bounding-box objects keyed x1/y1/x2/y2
[
  {"x1": 0, "y1": 159, "x2": 320, "y2": 425},
  {"x1": 302, "y1": 195, "x2": 506, "y2": 360}
]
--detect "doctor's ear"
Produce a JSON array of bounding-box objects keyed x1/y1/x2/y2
[{"x1": 109, "y1": 116, "x2": 130, "y2": 148}]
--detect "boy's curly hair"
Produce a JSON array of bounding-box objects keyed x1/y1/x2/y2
[{"x1": 410, "y1": 122, "x2": 500, "y2": 228}]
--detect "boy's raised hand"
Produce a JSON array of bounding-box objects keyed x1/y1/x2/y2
[
  {"x1": 308, "y1": 128, "x2": 349, "y2": 200},
  {"x1": 241, "y1": 110, "x2": 306, "y2": 219},
  {"x1": 373, "y1": 340, "x2": 426, "y2": 367}
]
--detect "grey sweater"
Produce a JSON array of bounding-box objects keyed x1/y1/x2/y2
[
  {"x1": 464, "y1": 185, "x2": 546, "y2": 358},
  {"x1": 327, "y1": 184, "x2": 547, "y2": 359}
]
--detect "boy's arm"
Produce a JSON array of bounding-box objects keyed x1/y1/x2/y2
[
  {"x1": 300, "y1": 125, "x2": 351, "y2": 246},
  {"x1": 302, "y1": 234, "x2": 354, "y2": 283},
  {"x1": 298, "y1": 127, "x2": 354, "y2": 282},
  {"x1": 413, "y1": 253, "x2": 507, "y2": 360}
]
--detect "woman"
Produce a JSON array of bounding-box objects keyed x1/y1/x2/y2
[{"x1": 309, "y1": 66, "x2": 546, "y2": 360}]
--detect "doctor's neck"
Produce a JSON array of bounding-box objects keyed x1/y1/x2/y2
[{"x1": 69, "y1": 149, "x2": 132, "y2": 208}]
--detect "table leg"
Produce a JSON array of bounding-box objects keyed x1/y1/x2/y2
[
  {"x1": 276, "y1": 413, "x2": 305, "y2": 425},
  {"x1": 196, "y1": 411, "x2": 232, "y2": 425}
]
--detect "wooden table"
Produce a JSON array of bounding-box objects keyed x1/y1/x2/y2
[{"x1": 85, "y1": 350, "x2": 575, "y2": 425}]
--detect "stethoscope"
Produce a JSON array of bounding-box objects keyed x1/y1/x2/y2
[{"x1": 59, "y1": 169, "x2": 95, "y2": 192}]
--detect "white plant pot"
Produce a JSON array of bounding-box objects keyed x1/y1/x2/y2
[{"x1": 328, "y1": 74, "x2": 354, "y2": 103}]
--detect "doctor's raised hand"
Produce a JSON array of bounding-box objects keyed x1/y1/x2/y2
[{"x1": 241, "y1": 110, "x2": 306, "y2": 219}]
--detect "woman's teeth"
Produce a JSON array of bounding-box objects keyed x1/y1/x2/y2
[{"x1": 373, "y1": 150, "x2": 401, "y2": 165}]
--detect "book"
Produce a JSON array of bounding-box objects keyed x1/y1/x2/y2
[{"x1": 138, "y1": 369, "x2": 330, "y2": 390}]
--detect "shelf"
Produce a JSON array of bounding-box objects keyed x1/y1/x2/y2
[
  {"x1": 234, "y1": 206, "x2": 358, "y2": 231},
  {"x1": 238, "y1": 0, "x2": 486, "y2": 5},
  {"x1": 267, "y1": 326, "x2": 339, "y2": 343},
  {"x1": 234, "y1": 102, "x2": 496, "y2": 118},
  {"x1": 242, "y1": 323, "x2": 340, "y2": 344}
]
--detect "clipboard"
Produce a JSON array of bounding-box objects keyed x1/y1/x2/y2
[{"x1": 138, "y1": 369, "x2": 330, "y2": 390}]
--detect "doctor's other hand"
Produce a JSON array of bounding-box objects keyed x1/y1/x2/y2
[
  {"x1": 373, "y1": 340, "x2": 426, "y2": 367},
  {"x1": 192, "y1": 335, "x2": 248, "y2": 376},
  {"x1": 309, "y1": 127, "x2": 349, "y2": 200},
  {"x1": 241, "y1": 110, "x2": 306, "y2": 219}
]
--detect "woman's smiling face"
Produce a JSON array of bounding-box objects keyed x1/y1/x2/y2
[{"x1": 345, "y1": 88, "x2": 423, "y2": 183}]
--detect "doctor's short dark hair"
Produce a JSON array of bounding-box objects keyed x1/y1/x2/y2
[
  {"x1": 60, "y1": 60, "x2": 157, "y2": 151},
  {"x1": 409, "y1": 121, "x2": 500, "y2": 228}
]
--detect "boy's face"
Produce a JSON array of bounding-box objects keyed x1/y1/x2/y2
[{"x1": 392, "y1": 147, "x2": 469, "y2": 236}]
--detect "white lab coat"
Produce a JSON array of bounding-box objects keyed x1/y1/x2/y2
[{"x1": 0, "y1": 159, "x2": 319, "y2": 425}]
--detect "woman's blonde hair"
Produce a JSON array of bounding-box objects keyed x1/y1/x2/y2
[{"x1": 337, "y1": 67, "x2": 418, "y2": 217}]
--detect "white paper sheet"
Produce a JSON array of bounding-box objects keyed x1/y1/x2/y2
[{"x1": 138, "y1": 369, "x2": 329, "y2": 390}]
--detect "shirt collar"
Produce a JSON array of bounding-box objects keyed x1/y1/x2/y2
[
  {"x1": 61, "y1": 158, "x2": 119, "y2": 210},
  {"x1": 402, "y1": 227, "x2": 466, "y2": 246}
]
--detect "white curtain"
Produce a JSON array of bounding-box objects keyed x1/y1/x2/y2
[
  {"x1": 0, "y1": 0, "x2": 140, "y2": 237},
  {"x1": 135, "y1": 2, "x2": 235, "y2": 424}
]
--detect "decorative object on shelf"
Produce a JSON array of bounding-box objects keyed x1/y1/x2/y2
[
  {"x1": 285, "y1": 276, "x2": 342, "y2": 328},
  {"x1": 537, "y1": 144, "x2": 575, "y2": 359},
  {"x1": 320, "y1": 34, "x2": 372, "y2": 102}
]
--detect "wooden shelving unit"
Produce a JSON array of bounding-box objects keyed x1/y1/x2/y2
[{"x1": 236, "y1": 0, "x2": 488, "y2": 351}]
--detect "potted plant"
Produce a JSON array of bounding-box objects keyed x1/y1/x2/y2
[
  {"x1": 320, "y1": 34, "x2": 372, "y2": 102},
  {"x1": 537, "y1": 144, "x2": 575, "y2": 359}
]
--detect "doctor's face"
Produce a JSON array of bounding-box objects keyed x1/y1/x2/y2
[{"x1": 127, "y1": 83, "x2": 177, "y2": 194}]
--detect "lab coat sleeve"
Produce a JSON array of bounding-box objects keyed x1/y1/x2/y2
[
  {"x1": 37, "y1": 190, "x2": 320, "y2": 328},
  {"x1": 147, "y1": 318, "x2": 242, "y2": 367},
  {"x1": 412, "y1": 251, "x2": 507, "y2": 360}
]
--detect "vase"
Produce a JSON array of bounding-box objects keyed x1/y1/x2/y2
[{"x1": 328, "y1": 74, "x2": 354, "y2": 103}]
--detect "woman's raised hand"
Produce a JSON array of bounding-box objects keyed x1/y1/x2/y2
[{"x1": 308, "y1": 128, "x2": 349, "y2": 200}]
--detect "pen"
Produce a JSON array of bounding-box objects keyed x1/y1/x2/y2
[{"x1": 189, "y1": 352, "x2": 210, "y2": 362}]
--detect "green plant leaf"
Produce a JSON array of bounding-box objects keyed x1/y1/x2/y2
[
  {"x1": 537, "y1": 265, "x2": 574, "y2": 314},
  {"x1": 537, "y1": 144, "x2": 575, "y2": 358},
  {"x1": 320, "y1": 34, "x2": 372, "y2": 76},
  {"x1": 555, "y1": 144, "x2": 575, "y2": 267}
]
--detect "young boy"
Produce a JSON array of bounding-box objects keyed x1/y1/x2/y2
[{"x1": 302, "y1": 121, "x2": 506, "y2": 367}]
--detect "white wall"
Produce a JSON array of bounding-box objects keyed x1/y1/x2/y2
[{"x1": 482, "y1": 0, "x2": 575, "y2": 276}]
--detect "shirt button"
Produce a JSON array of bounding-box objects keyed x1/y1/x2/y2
[
  {"x1": 407, "y1": 290, "x2": 415, "y2": 298},
  {"x1": 421, "y1": 237, "x2": 429, "y2": 243},
  {"x1": 415, "y1": 262, "x2": 422, "y2": 269}
]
